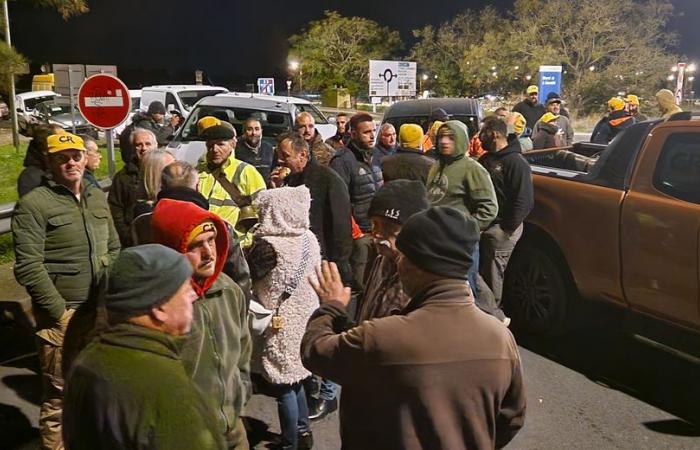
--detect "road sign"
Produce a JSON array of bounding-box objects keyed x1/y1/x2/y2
[
  {"x1": 369, "y1": 60, "x2": 417, "y2": 97},
  {"x1": 675, "y1": 63, "x2": 686, "y2": 105},
  {"x1": 257, "y1": 78, "x2": 275, "y2": 95},
  {"x1": 538, "y1": 65, "x2": 563, "y2": 104},
  {"x1": 77, "y1": 74, "x2": 131, "y2": 129}
]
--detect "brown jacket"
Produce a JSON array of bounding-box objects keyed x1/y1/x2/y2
[
  {"x1": 301, "y1": 279, "x2": 526, "y2": 450},
  {"x1": 356, "y1": 254, "x2": 409, "y2": 322}
]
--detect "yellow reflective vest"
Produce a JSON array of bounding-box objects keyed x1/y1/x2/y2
[{"x1": 198, "y1": 157, "x2": 266, "y2": 246}]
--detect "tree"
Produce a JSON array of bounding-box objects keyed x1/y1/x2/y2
[{"x1": 288, "y1": 11, "x2": 403, "y2": 99}]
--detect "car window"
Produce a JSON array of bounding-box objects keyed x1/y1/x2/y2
[
  {"x1": 24, "y1": 95, "x2": 55, "y2": 111},
  {"x1": 130, "y1": 97, "x2": 140, "y2": 111},
  {"x1": 385, "y1": 114, "x2": 480, "y2": 138},
  {"x1": 293, "y1": 103, "x2": 328, "y2": 124},
  {"x1": 181, "y1": 105, "x2": 292, "y2": 141},
  {"x1": 178, "y1": 90, "x2": 226, "y2": 112},
  {"x1": 165, "y1": 93, "x2": 178, "y2": 111},
  {"x1": 653, "y1": 132, "x2": 700, "y2": 205}
]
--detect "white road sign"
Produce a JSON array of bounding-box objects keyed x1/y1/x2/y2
[{"x1": 369, "y1": 60, "x2": 417, "y2": 97}]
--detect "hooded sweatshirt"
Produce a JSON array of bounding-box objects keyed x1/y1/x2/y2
[
  {"x1": 425, "y1": 121, "x2": 499, "y2": 230},
  {"x1": 591, "y1": 110, "x2": 635, "y2": 145},
  {"x1": 251, "y1": 186, "x2": 321, "y2": 385},
  {"x1": 656, "y1": 89, "x2": 683, "y2": 118},
  {"x1": 151, "y1": 199, "x2": 252, "y2": 438}
]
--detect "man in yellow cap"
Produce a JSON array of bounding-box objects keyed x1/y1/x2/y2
[
  {"x1": 625, "y1": 94, "x2": 648, "y2": 122},
  {"x1": 381, "y1": 123, "x2": 435, "y2": 185},
  {"x1": 196, "y1": 116, "x2": 266, "y2": 247},
  {"x1": 591, "y1": 97, "x2": 636, "y2": 144},
  {"x1": 12, "y1": 132, "x2": 121, "y2": 450},
  {"x1": 512, "y1": 85, "x2": 546, "y2": 131}
]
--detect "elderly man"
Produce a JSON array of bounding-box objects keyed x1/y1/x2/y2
[
  {"x1": 109, "y1": 128, "x2": 157, "y2": 247},
  {"x1": 152, "y1": 198, "x2": 252, "y2": 449},
  {"x1": 196, "y1": 116, "x2": 266, "y2": 246},
  {"x1": 296, "y1": 111, "x2": 334, "y2": 164},
  {"x1": 12, "y1": 132, "x2": 120, "y2": 450},
  {"x1": 235, "y1": 117, "x2": 275, "y2": 185},
  {"x1": 371, "y1": 123, "x2": 397, "y2": 171},
  {"x1": 302, "y1": 206, "x2": 526, "y2": 450},
  {"x1": 82, "y1": 135, "x2": 101, "y2": 189},
  {"x1": 63, "y1": 245, "x2": 224, "y2": 450}
]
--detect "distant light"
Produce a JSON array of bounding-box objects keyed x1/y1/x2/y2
[
  {"x1": 668, "y1": 74, "x2": 676, "y2": 81},
  {"x1": 422, "y1": 74, "x2": 428, "y2": 80},
  {"x1": 617, "y1": 91, "x2": 625, "y2": 96},
  {"x1": 491, "y1": 66, "x2": 497, "y2": 71},
  {"x1": 689, "y1": 76, "x2": 696, "y2": 82},
  {"x1": 589, "y1": 66, "x2": 596, "y2": 72},
  {"x1": 671, "y1": 65, "x2": 678, "y2": 72},
  {"x1": 434, "y1": 75, "x2": 438, "y2": 79},
  {"x1": 525, "y1": 75, "x2": 532, "y2": 81},
  {"x1": 514, "y1": 65, "x2": 519, "y2": 70},
  {"x1": 688, "y1": 63, "x2": 697, "y2": 72},
  {"x1": 492, "y1": 71, "x2": 498, "y2": 77},
  {"x1": 289, "y1": 61, "x2": 300, "y2": 71}
]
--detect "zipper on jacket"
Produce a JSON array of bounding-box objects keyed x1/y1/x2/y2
[{"x1": 203, "y1": 301, "x2": 230, "y2": 432}]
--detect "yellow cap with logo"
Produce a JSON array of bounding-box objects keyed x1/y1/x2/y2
[
  {"x1": 608, "y1": 97, "x2": 626, "y2": 111},
  {"x1": 197, "y1": 116, "x2": 222, "y2": 134},
  {"x1": 47, "y1": 133, "x2": 86, "y2": 153},
  {"x1": 526, "y1": 85, "x2": 539, "y2": 94},
  {"x1": 540, "y1": 112, "x2": 559, "y2": 123}
]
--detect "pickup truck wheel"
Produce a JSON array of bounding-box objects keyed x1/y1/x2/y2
[{"x1": 504, "y1": 245, "x2": 569, "y2": 335}]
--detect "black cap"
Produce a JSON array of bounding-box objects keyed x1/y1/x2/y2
[
  {"x1": 396, "y1": 206, "x2": 479, "y2": 279},
  {"x1": 201, "y1": 121, "x2": 236, "y2": 140},
  {"x1": 157, "y1": 186, "x2": 210, "y2": 210},
  {"x1": 368, "y1": 180, "x2": 429, "y2": 225},
  {"x1": 147, "y1": 101, "x2": 166, "y2": 115},
  {"x1": 429, "y1": 108, "x2": 450, "y2": 121}
]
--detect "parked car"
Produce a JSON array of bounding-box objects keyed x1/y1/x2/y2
[
  {"x1": 113, "y1": 89, "x2": 142, "y2": 138},
  {"x1": 15, "y1": 90, "x2": 58, "y2": 135},
  {"x1": 504, "y1": 114, "x2": 700, "y2": 358},
  {"x1": 167, "y1": 92, "x2": 335, "y2": 164},
  {"x1": 30, "y1": 98, "x2": 97, "y2": 137},
  {"x1": 140, "y1": 85, "x2": 228, "y2": 119},
  {"x1": 381, "y1": 97, "x2": 485, "y2": 137}
]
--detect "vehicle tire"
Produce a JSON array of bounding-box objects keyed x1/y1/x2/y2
[{"x1": 503, "y1": 243, "x2": 570, "y2": 336}]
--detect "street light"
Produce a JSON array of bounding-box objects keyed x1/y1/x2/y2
[
  {"x1": 688, "y1": 63, "x2": 697, "y2": 73},
  {"x1": 286, "y1": 80, "x2": 292, "y2": 97},
  {"x1": 289, "y1": 60, "x2": 303, "y2": 94}
]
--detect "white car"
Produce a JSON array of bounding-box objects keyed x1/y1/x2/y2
[
  {"x1": 113, "y1": 89, "x2": 142, "y2": 138},
  {"x1": 167, "y1": 92, "x2": 336, "y2": 165},
  {"x1": 15, "y1": 90, "x2": 58, "y2": 135},
  {"x1": 140, "y1": 85, "x2": 228, "y2": 119}
]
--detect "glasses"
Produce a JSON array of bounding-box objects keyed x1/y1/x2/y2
[{"x1": 52, "y1": 152, "x2": 84, "y2": 164}]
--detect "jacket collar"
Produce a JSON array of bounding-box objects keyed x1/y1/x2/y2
[
  {"x1": 402, "y1": 279, "x2": 474, "y2": 314},
  {"x1": 493, "y1": 139, "x2": 523, "y2": 157},
  {"x1": 98, "y1": 322, "x2": 186, "y2": 360}
]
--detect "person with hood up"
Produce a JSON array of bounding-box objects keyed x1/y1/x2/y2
[
  {"x1": 591, "y1": 97, "x2": 636, "y2": 144},
  {"x1": 151, "y1": 199, "x2": 252, "y2": 449},
  {"x1": 63, "y1": 244, "x2": 225, "y2": 450},
  {"x1": 356, "y1": 180, "x2": 429, "y2": 322},
  {"x1": 381, "y1": 124, "x2": 434, "y2": 185},
  {"x1": 478, "y1": 116, "x2": 534, "y2": 311},
  {"x1": 532, "y1": 112, "x2": 564, "y2": 149},
  {"x1": 245, "y1": 185, "x2": 320, "y2": 450},
  {"x1": 301, "y1": 206, "x2": 526, "y2": 450},
  {"x1": 655, "y1": 89, "x2": 683, "y2": 118}
]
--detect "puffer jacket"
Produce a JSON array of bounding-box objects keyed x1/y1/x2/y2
[
  {"x1": 250, "y1": 186, "x2": 321, "y2": 385},
  {"x1": 12, "y1": 177, "x2": 120, "y2": 325},
  {"x1": 426, "y1": 121, "x2": 499, "y2": 230},
  {"x1": 330, "y1": 141, "x2": 384, "y2": 232},
  {"x1": 152, "y1": 199, "x2": 252, "y2": 438}
]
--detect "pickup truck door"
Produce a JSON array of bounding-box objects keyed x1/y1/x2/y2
[{"x1": 620, "y1": 128, "x2": 700, "y2": 328}]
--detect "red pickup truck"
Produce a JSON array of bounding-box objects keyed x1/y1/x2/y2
[{"x1": 503, "y1": 115, "x2": 700, "y2": 354}]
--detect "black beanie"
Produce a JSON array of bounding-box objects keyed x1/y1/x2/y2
[
  {"x1": 147, "y1": 101, "x2": 166, "y2": 115},
  {"x1": 368, "y1": 180, "x2": 429, "y2": 225},
  {"x1": 201, "y1": 121, "x2": 236, "y2": 140},
  {"x1": 396, "y1": 206, "x2": 479, "y2": 279},
  {"x1": 157, "y1": 186, "x2": 210, "y2": 210},
  {"x1": 106, "y1": 244, "x2": 193, "y2": 315}
]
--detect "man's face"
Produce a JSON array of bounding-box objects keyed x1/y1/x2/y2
[
  {"x1": 158, "y1": 278, "x2": 197, "y2": 335},
  {"x1": 547, "y1": 102, "x2": 561, "y2": 114},
  {"x1": 133, "y1": 132, "x2": 157, "y2": 161},
  {"x1": 629, "y1": 103, "x2": 639, "y2": 114},
  {"x1": 185, "y1": 229, "x2": 218, "y2": 282},
  {"x1": 479, "y1": 126, "x2": 503, "y2": 153},
  {"x1": 206, "y1": 138, "x2": 235, "y2": 166},
  {"x1": 371, "y1": 216, "x2": 401, "y2": 259},
  {"x1": 437, "y1": 129, "x2": 456, "y2": 156},
  {"x1": 244, "y1": 120, "x2": 262, "y2": 147},
  {"x1": 527, "y1": 92, "x2": 539, "y2": 104},
  {"x1": 48, "y1": 149, "x2": 86, "y2": 186},
  {"x1": 352, "y1": 120, "x2": 376, "y2": 151},
  {"x1": 277, "y1": 139, "x2": 308, "y2": 174},
  {"x1": 336, "y1": 115, "x2": 349, "y2": 134},
  {"x1": 495, "y1": 110, "x2": 508, "y2": 119},
  {"x1": 85, "y1": 143, "x2": 102, "y2": 171},
  {"x1": 296, "y1": 116, "x2": 315, "y2": 142},
  {"x1": 379, "y1": 126, "x2": 397, "y2": 148},
  {"x1": 152, "y1": 112, "x2": 165, "y2": 123}
]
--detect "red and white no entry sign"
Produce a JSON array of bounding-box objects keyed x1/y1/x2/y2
[{"x1": 77, "y1": 74, "x2": 131, "y2": 129}]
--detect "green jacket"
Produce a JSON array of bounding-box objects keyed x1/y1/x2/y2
[
  {"x1": 12, "y1": 178, "x2": 120, "y2": 324},
  {"x1": 63, "y1": 323, "x2": 224, "y2": 450},
  {"x1": 426, "y1": 120, "x2": 499, "y2": 230}
]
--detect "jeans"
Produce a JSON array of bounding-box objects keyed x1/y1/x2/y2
[{"x1": 276, "y1": 383, "x2": 310, "y2": 449}]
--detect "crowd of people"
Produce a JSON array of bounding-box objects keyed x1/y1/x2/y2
[{"x1": 16, "y1": 82, "x2": 685, "y2": 449}]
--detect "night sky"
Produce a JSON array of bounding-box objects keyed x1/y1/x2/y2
[{"x1": 7, "y1": 0, "x2": 700, "y2": 90}]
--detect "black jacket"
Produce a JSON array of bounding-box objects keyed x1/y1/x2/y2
[
  {"x1": 235, "y1": 139, "x2": 275, "y2": 186},
  {"x1": 479, "y1": 141, "x2": 534, "y2": 233},
  {"x1": 108, "y1": 160, "x2": 144, "y2": 247},
  {"x1": 512, "y1": 100, "x2": 547, "y2": 130},
  {"x1": 381, "y1": 147, "x2": 434, "y2": 185},
  {"x1": 329, "y1": 141, "x2": 383, "y2": 232},
  {"x1": 286, "y1": 160, "x2": 353, "y2": 285},
  {"x1": 133, "y1": 113, "x2": 176, "y2": 146},
  {"x1": 591, "y1": 110, "x2": 636, "y2": 144}
]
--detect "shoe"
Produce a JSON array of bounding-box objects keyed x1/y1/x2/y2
[
  {"x1": 308, "y1": 397, "x2": 337, "y2": 421},
  {"x1": 298, "y1": 431, "x2": 314, "y2": 449}
]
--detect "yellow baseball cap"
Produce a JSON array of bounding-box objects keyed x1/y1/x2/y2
[
  {"x1": 46, "y1": 133, "x2": 86, "y2": 153},
  {"x1": 511, "y1": 112, "x2": 527, "y2": 135},
  {"x1": 608, "y1": 97, "x2": 626, "y2": 111},
  {"x1": 540, "y1": 112, "x2": 559, "y2": 123},
  {"x1": 625, "y1": 94, "x2": 640, "y2": 106},
  {"x1": 399, "y1": 124, "x2": 424, "y2": 149},
  {"x1": 526, "y1": 85, "x2": 539, "y2": 94},
  {"x1": 197, "y1": 116, "x2": 222, "y2": 134}
]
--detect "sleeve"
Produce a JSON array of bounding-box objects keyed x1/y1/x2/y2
[
  {"x1": 301, "y1": 302, "x2": 369, "y2": 385},
  {"x1": 141, "y1": 121, "x2": 174, "y2": 146},
  {"x1": 327, "y1": 176, "x2": 354, "y2": 286},
  {"x1": 590, "y1": 119, "x2": 608, "y2": 144},
  {"x1": 107, "y1": 176, "x2": 131, "y2": 247},
  {"x1": 466, "y1": 164, "x2": 499, "y2": 231},
  {"x1": 236, "y1": 287, "x2": 253, "y2": 404},
  {"x1": 106, "y1": 199, "x2": 122, "y2": 265},
  {"x1": 240, "y1": 164, "x2": 267, "y2": 197},
  {"x1": 494, "y1": 344, "x2": 527, "y2": 449},
  {"x1": 502, "y1": 158, "x2": 534, "y2": 233},
  {"x1": 565, "y1": 118, "x2": 574, "y2": 145},
  {"x1": 12, "y1": 199, "x2": 66, "y2": 321}
]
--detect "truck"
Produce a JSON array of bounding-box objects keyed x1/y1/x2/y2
[{"x1": 503, "y1": 114, "x2": 700, "y2": 357}]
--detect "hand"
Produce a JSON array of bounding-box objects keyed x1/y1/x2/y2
[
  {"x1": 170, "y1": 115, "x2": 181, "y2": 127},
  {"x1": 270, "y1": 166, "x2": 290, "y2": 188},
  {"x1": 309, "y1": 261, "x2": 351, "y2": 308}
]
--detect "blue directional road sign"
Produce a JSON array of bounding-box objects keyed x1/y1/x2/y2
[
  {"x1": 538, "y1": 65, "x2": 563, "y2": 103},
  {"x1": 257, "y1": 78, "x2": 275, "y2": 95}
]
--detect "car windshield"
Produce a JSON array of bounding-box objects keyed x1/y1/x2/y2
[
  {"x1": 24, "y1": 95, "x2": 56, "y2": 111},
  {"x1": 385, "y1": 114, "x2": 480, "y2": 138},
  {"x1": 181, "y1": 105, "x2": 293, "y2": 141},
  {"x1": 36, "y1": 101, "x2": 76, "y2": 117},
  {"x1": 178, "y1": 90, "x2": 227, "y2": 112},
  {"x1": 293, "y1": 103, "x2": 329, "y2": 124},
  {"x1": 130, "y1": 97, "x2": 140, "y2": 111}
]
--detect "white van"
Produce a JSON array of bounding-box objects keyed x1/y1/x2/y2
[
  {"x1": 140, "y1": 85, "x2": 228, "y2": 118},
  {"x1": 167, "y1": 92, "x2": 335, "y2": 165},
  {"x1": 113, "y1": 89, "x2": 142, "y2": 137}
]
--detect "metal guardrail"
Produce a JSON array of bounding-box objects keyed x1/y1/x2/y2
[{"x1": 0, "y1": 179, "x2": 112, "y2": 236}]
